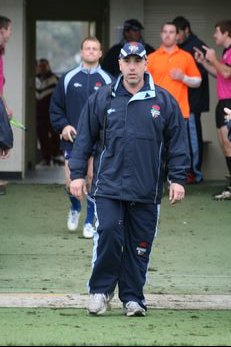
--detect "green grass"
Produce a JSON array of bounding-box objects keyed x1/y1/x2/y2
[
  {"x1": 0, "y1": 182, "x2": 230, "y2": 295},
  {"x1": 0, "y1": 182, "x2": 230, "y2": 346},
  {"x1": 0, "y1": 308, "x2": 230, "y2": 346}
]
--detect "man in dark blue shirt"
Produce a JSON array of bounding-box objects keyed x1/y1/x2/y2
[
  {"x1": 172, "y1": 16, "x2": 210, "y2": 184},
  {"x1": 50, "y1": 37, "x2": 112, "y2": 238},
  {"x1": 69, "y1": 42, "x2": 189, "y2": 316},
  {"x1": 102, "y1": 19, "x2": 155, "y2": 77}
]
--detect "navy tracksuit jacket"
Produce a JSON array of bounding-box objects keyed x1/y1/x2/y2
[
  {"x1": 49, "y1": 64, "x2": 112, "y2": 152},
  {"x1": 69, "y1": 73, "x2": 190, "y2": 307}
]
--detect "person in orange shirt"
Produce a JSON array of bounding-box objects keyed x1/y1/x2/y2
[{"x1": 147, "y1": 22, "x2": 202, "y2": 119}]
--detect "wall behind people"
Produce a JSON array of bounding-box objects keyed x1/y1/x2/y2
[
  {"x1": 109, "y1": 0, "x2": 144, "y2": 46},
  {"x1": 143, "y1": 0, "x2": 228, "y2": 179},
  {"x1": 0, "y1": 0, "x2": 230, "y2": 179}
]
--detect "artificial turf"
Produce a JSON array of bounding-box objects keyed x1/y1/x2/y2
[{"x1": 0, "y1": 182, "x2": 230, "y2": 346}]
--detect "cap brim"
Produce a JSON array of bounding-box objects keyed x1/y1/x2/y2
[
  {"x1": 120, "y1": 54, "x2": 146, "y2": 59},
  {"x1": 124, "y1": 26, "x2": 143, "y2": 31}
]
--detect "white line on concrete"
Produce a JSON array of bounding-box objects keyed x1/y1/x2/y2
[{"x1": 0, "y1": 293, "x2": 230, "y2": 310}]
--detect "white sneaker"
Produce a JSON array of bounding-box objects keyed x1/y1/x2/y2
[
  {"x1": 124, "y1": 301, "x2": 146, "y2": 317},
  {"x1": 67, "y1": 209, "x2": 80, "y2": 231},
  {"x1": 88, "y1": 293, "x2": 114, "y2": 315},
  {"x1": 83, "y1": 223, "x2": 94, "y2": 238}
]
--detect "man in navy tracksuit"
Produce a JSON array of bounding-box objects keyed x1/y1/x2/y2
[
  {"x1": 69, "y1": 42, "x2": 189, "y2": 316},
  {"x1": 50, "y1": 37, "x2": 112, "y2": 238}
]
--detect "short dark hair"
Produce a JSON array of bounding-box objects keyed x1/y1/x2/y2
[
  {"x1": 172, "y1": 16, "x2": 191, "y2": 33},
  {"x1": 161, "y1": 22, "x2": 178, "y2": 33},
  {"x1": 123, "y1": 19, "x2": 144, "y2": 32},
  {"x1": 38, "y1": 58, "x2": 49, "y2": 65},
  {"x1": 215, "y1": 20, "x2": 231, "y2": 37},
  {"x1": 0, "y1": 15, "x2": 11, "y2": 30}
]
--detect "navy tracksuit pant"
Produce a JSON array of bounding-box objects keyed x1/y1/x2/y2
[{"x1": 89, "y1": 197, "x2": 159, "y2": 309}]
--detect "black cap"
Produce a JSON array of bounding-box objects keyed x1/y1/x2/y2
[{"x1": 123, "y1": 19, "x2": 144, "y2": 32}]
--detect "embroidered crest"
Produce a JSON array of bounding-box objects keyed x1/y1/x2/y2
[
  {"x1": 150, "y1": 104, "x2": 160, "y2": 119},
  {"x1": 94, "y1": 82, "x2": 102, "y2": 90},
  {"x1": 128, "y1": 43, "x2": 139, "y2": 54}
]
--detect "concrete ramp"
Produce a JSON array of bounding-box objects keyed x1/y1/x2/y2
[{"x1": 0, "y1": 293, "x2": 230, "y2": 310}]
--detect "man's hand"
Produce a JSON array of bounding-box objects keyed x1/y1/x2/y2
[
  {"x1": 61, "y1": 125, "x2": 77, "y2": 142},
  {"x1": 0, "y1": 148, "x2": 10, "y2": 159},
  {"x1": 170, "y1": 68, "x2": 184, "y2": 81},
  {"x1": 169, "y1": 183, "x2": 185, "y2": 205},
  {"x1": 6, "y1": 107, "x2": 13, "y2": 118},
  {"x1": 70, "y1": 178, "x2": 87, "y2": 201},
  {"x1": 201, "y1": 45, "x2": 217, "y2": 63},
  {"x1": 224, "y1": 107, "x2": 231, "y2": 122},
  {"x1": 194, "y1": 47, "x2": 205, "y2": 64},
  {"x1": 86, "y1": 156, "x2": 94, "y2": 192}
]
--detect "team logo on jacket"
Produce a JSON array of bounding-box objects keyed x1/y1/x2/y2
[
  {"x1": 150, "y1": 105, "x2": 160, "y2": 119},
  {"x1": 74, "y1": 82, "x2": 82, "y2": 88},
  {"x1": 94, "y1": 82, "x2": 102, "y2": 90},
  {"x1": 107, "y1": 108, "x2": 115, "y2": 115}
]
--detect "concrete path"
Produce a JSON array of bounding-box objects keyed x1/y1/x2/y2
[
  {"x1": 0, "y1": 293, "x2": 231, "y2": 310},
  {"x1": 13, "y1": 165, "x2": 65, "y2": 184}
]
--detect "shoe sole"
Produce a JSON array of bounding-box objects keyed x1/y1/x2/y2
[
  {"x1": 123, "y1": 307, "x2": 146, "y2": 317},
  {"x1": 126, "y1": 310, "x2": 146, "y2": 317},
  {"x1": 83, "y1": 232, "x2": 93, "y2": 239},
  {"x1": 87, "y1": 296, "x2": 113, "y2": 316},
  {"x1": 88, "y1": 308, "x2": 106, "y2": 315},
  {"x1": 67, "y1": 225, "x2": 78, "y2": 231},
  {"x1": 88, "y1": 302, "x2": 111, "y2": 315},
  {"x1": 213, "y1": 197, "x2": 231, "y2": 201},
  {"x1": 213, "y1": 193, "x2": 231, "y2": 200}
]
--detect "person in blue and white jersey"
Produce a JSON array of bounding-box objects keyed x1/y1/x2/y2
[{"x1": 50, "y1": 37, "x2": 112, "y2": 238}]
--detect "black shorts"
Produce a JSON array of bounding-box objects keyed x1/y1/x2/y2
[{"x1": 215, "y1": 99, "x2": 231, "y2": 128}]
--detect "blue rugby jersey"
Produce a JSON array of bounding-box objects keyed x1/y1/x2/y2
[{"x1": 49, "y1": 64, "x2": 112, "y2": 151}]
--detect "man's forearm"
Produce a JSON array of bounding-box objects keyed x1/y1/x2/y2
[
  {"x1": 182, "y1": 75, "x2": 202, "y2": 88},
  {"x1": 201, "y1": 60, "x2": 217, "y2": 77},
  {"x1": 210, "y1": 58, "x2": 231, "y2": 78}
]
